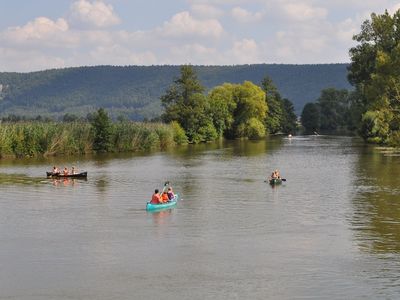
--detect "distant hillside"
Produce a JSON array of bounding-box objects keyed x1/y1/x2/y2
[{"x1": 0, "y1": 64, "x2": 351, "y2": 120}]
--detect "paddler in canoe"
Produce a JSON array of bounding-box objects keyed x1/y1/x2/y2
[
  {"x1": 269, "y1": 169, "x2": 280, "y2": 180},
  {"x1": 150, "y1": 189, "x2": 163, "y2": 204},
  {"x1": 167, "y1": 187, "x2": 175, "y2": 200},
  {"x1": 268, "y1": 169, "x2": 287, "y2": 184},
  {"x1": 52, "y1": 166, "x2": 60, "y2": 174},
  {"x1": 161, "y1": 191, "x2": 169, "y2": 202}
]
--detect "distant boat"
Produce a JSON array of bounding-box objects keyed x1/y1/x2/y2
[
  {"x1": 46, "y1": 171, "x2": 87, "y2": 178},
  {"x1": 269, "y1": 178, "x2": 282, "y2": 185}
]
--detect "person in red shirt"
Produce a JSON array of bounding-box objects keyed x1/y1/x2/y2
[{"x1": 150, "y1": 189, "x2": 162, "y2": 204}]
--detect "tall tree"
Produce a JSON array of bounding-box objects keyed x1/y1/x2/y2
[
  {"x1": 261, "y1": 76, "x2": 283, "y2": 134},
  {"x1": 348, "y1": 9, "x2": 400, "y2": 145},
  {"x1": 301, "y1": 103, "x2": 320, "y2": 133},
  {"x1": 161, "y1": 65, "x2": 216, "y2": 143},
  {"x1": 208, "y1": 84, "x2": 237, "y2": 137},
  {"x1": 318, "y1": 88, "x2": 350, "y2": 131},
  {"x1": 232, "y1": 81, "x2": 267, "y2": 139},
  {"x1": 91, "y1": 108, "x2": 112, "y2": 152},
  {"x1": 281, "y1": 98, "x2": 298, "y2": 134}
]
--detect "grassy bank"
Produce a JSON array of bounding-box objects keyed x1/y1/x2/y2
[{"x1": 0, "y1": 121, "x2": 186, "y2": 158}]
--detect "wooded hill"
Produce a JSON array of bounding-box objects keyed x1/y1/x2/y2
[{"x1": 0, "y1": 64, "x2": 351, "y2": 120}]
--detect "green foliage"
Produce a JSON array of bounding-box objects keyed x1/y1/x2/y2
[
  {"x1": 260, "y1": 76, "x2": 298, "y2": 135},
  {"x1": 281, "y1": 98, "x2": 298, "y2": 134},
  {"x1": 208, "y1": 84, "x2": 236, "y2": 136},
  {"x1": 300, "y1": 87, "x2": 365, "y2": 135},
  {"x1": 161, "y1": 65, "x2": 217, "y2": 143},
  {"x1": 0, "y1": 120, "x2": 178, "y2": 158},
  {"x1": 237, "y1": 118, "x2": 266, "y2": 140},
  {"x1": 91, "y1": 108, "x2": 112, "y2": 152},
  {"x1": 318, "y1": 88, "x2": 350, "y2": 131},
  {"x1": 170, "y1": 121, "x2": 188, "y2": 145},
  {"x1": 360, "y1": 110, "x2": 391, "y2": 144},
  {"x1": 348, "y1": 9, "x2": 400, "y2": 145},
  {"x1": 301, "y1": 103, "x2": 320, "y2": 133},
  {"x1": 262, "y1": 76, "x2": 282, "y2": 134},
  {"x1": 231, "y1": 81, "x2": 267, "y2": 139}
]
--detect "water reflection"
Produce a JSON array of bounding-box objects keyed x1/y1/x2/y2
[
  {"x1": 149, "y1": 209, "x2": 173, "y2": 225},
  {"x1": 352, "y1": 145, "x2": 400, "y2": 254},
  {"x1": 51, "y1": 178, "x2": 86, "y2": 187}
]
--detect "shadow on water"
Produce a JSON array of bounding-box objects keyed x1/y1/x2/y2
[{"x1": 351, "y1": 144, "x2": 400, "y2": 254}]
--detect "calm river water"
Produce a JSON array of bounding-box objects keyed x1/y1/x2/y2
[{"x1": 1, "y1": 136, "x2": 400, "y2": 299}]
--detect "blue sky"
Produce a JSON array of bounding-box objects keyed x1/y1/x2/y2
[{"x1": 1, "y1": 0, "x2": 400, "y2": 72}]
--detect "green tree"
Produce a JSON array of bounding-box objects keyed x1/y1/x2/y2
[
  {"x1": 301, "y1": 103, "x2": 320, "y2": 133},
  {"x1": 317, "y1": 88, "x2": 350, "y2": 131},
  {"x1": 281, "y1": 98, "x2": 298, "y2": 134},
  {"x1": 63, "y1": 113, "x2": 79, "y2": 122},
  {"x1": 161, "y1": 65, "x2": 217, "y2": 143},
  {"x1": 91, "y1": 108, "x2": 112, "y2": 152},
  {"x1": 348, "y1": 9, "x2": 400, "y2": 145},
  {"x1": 231, "y1": 81, "x2": 267, "y2": 139},
  {"x1": 208, "y1": 83, "x2": 236, "y2": 137},
  {"x1": 261, "y1": 76, "x2": 283, "y2": 134}
]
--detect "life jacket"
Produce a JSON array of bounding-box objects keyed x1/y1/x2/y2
[
  {"x1": 161, "y1": 193, "x2": 169, "y2": 202},
  {"x1": 150, "y1": 193, "x2": 161, "y2": 204}
]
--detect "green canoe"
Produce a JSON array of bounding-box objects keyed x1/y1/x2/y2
[{"x1": 269, "y1": 178, "x2": 282, "y2": 185}]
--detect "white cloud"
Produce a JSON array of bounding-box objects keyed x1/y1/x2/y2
[
  {"x1": 2, "y1": 0, "x2": 388, "y2": 71},
  {"x1": 0, "y1": 47, "x2": 66, "y2": 71},
  {"x1": 280, "y1": 2, "x2": 327, "y2": 22},
  {"x1": 70, "y1": 0, "x2": 120, "y2": 28},
  {"x1": 335, "y1": 18, "x2": 359, "y2": 43},
  {"x1": 191, "y1": 3, "x2": 224, "y2": 18},
  {"x1": 228, "y1": 38, "x2": 261, "y2": 64},
  {"x1": 231, "y1": 7, "x2": 263, "y2": 23},
  {"x1": 389, "y1": 3, "x2": 400, "y2": 14},
  {"x1": 159, "y1": 11, "x2": 224, "y2": 39},
  {"x1": 89, "y1": 45, "x2": 157, "y2": 65},
  {"x1": 167, "y1": 44, "x2": 218, "y2": 64},
  {"x1": 3, "y1": 17, "x2": 69, "y2": 43}
]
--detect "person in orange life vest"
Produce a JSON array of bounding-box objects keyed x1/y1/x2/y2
[
  {"x1": 150, "y1": 189, "x2": 162, "y2": 204},
  {"x1": 161, "y1": 191, "x2": 169, "y2": 203},
  {"x1": 167, "y1": 187, "x2": 175, "y2": 200}
]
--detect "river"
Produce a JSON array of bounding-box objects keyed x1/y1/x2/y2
[{"x1": 0, "y1": 136, "x2": 399, "y2": 299}]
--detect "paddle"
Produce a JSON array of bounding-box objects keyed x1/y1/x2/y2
[
  {"x1": 161, "y1": 181, "x2": 170, "y2": 191},
  {"x1": 264, "y1": 178, "x2": 287, "y2": 182}
]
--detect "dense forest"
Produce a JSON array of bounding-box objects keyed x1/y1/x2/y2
[{"x1": 0, "y1": 64, "x2": 351, "y2": 120}]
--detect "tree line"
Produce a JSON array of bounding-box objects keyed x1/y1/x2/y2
[
  {"x1": 0, "y1": 67, "x2": 298, "y2": 157},
  {"x1": 160, "y1": 65, "x2": 297, "y2": 143},
  {"x1": 300, "y1": 9, "x2": 400, "y2": 146}
]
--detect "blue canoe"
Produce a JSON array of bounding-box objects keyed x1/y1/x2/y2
[{"x1": 146, "y1": 194, "x2": 179, "y2": 211}]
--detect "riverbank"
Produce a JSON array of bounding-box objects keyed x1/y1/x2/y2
[{"x1": 0, "y1": 121, "x2": 187, "y2": 158}]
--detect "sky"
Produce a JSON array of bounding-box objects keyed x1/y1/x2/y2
[{"x1": 1, "y1": 0, "x2": 400, "y2": 72}]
